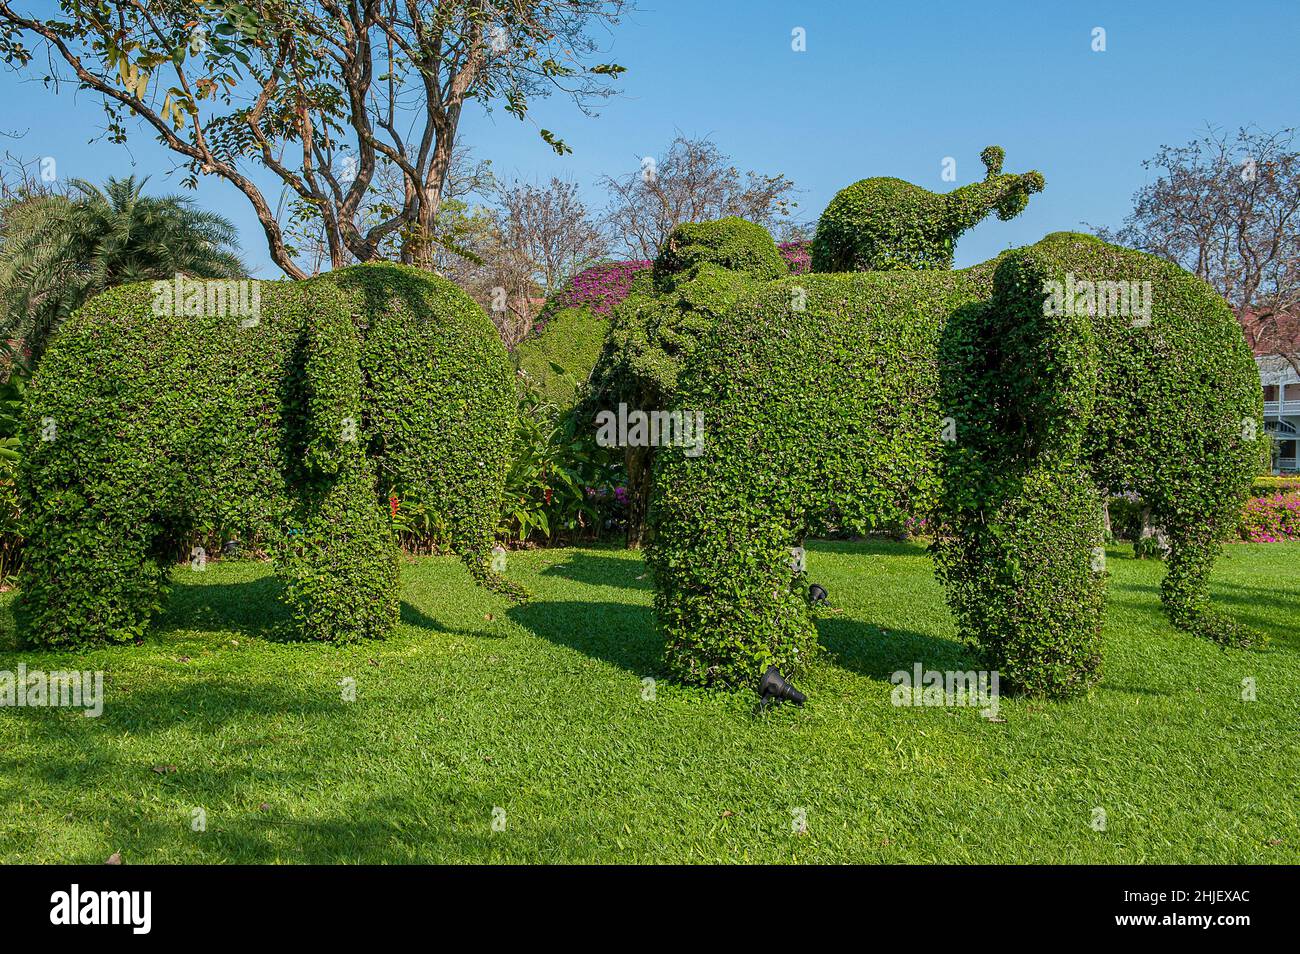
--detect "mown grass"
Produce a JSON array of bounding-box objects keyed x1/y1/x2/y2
[{"x1": 0, "y1": 540, "x2": 1296, "y2": 864}]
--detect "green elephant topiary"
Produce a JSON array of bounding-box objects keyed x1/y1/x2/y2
[
  {"x1": 581, "y1": 217, "x2": 787, "y2": 546},
  {"x1": 811, "y1": 146, "x2": 1045, "y2": 273},
  {"x1": 648, "y1": 232, "x2": 1262, "y2": 695},
  {"x1": 18, "y1": 262, "x2": 520, "y2": 649}
]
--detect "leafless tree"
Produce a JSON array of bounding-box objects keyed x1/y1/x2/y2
[
  {"x1": 497, "y1": 176, "x2": 605, "y2": 296},
  {"x1": 1095, "y1": 126, "x2": 1300, "y2": 368},
  {"x1": 446, "y1": 176, "x2": 606, "y2": 345},
  {"x1": 600, "y1": 134, "x2": 799, "y2": 259}
]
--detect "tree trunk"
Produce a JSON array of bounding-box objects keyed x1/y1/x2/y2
[{"x1": 625, "y1": 444, "x2": 655, "y2": 549}]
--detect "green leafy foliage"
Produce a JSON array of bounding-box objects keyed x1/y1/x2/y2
[
  {"x1": 18, "y1": 262, "x2": 518, "y2": 648},
  {"x1": 513, "y1": 306, "x2": 609, "y2": 407},
  {"x1": 584, "y1": 218, "x2": 785, "y2": 547},
  {"x1": 811, "y1": 146, "x2": 1044, "y2": 273},
  {"x1": 647, "y1": 265, "x2": 989, "y2": 687},
  {"x1": 652, "y1": 216, "x2": 787, "y2": 286},
  {"x1": 650, "y1": 231, "x2": 1261, "y2": 693},
  {"x1": 937, "y1": 233, "x2": 1263, "y2": 696},
  {"x1": 0, "y1": 370, "x2": 26, "y2": 582},
  {"x1": 497, "y1": 392, "x2": 625, "y2": 544}
]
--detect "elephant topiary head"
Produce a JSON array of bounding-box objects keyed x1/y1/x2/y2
[{"x1": 811, "y1": 145, "x2": 1045, "y2": 273}]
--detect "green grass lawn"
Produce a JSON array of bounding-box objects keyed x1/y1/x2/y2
[{"x1": 1, "y1": 540, "x2": 1297, "y2": 864}]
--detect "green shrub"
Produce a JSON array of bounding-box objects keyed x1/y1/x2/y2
[
  {"x1": 1251, "y1": 475, "x2": 1300, "y2": 495},
  {"x1": 584, "y1": 219, "x2": 781, "y2": 547},
  {"x1": 18, "y1": 262, "x2": 518, "y2": 648},
  {"x1": 497, "y1": 392, "x2": 626, "y2": 545},
  {"x1": 811, "y1": 146, "x2": 1044, "y2": 273},
  {"x1": 652, "y1": 217, "x2": 787, "y2": 286},
  {"x1": 648, "y1": 266, "x2": 988, "y2": 687},
  {"x1": 514, "y1": 260, "x2": 654, "y2": 409},
  {"x1": 649, "y1": 232, "x2": 1261, "y2": 693},
  {"x1": 939, "y1": 234, "x2": 1263, "y2": 690},
  {"x1": 514, "y1": 305, "x2": 609, "y2": 407}
]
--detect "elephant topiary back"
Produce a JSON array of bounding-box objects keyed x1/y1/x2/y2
[{"x1": 18, "y1": 262, "x2": 517, "y2": 648}]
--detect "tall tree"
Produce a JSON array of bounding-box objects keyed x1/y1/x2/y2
[
  {"x1": 601, "y1": 134, "x2": 799, "y2": 259},
  {"x1": 0, "y1": 0, "x2": 628, "y2": 278},
  {"x1": 0, "y1": 175, "x2": 245, "y2": 364},
  {"x1": 494, "y1": 176, "x2": 605, "y2": 307},
  {"x1": 1095, "y1": 126, "x2": 1300, "y2": 366}
]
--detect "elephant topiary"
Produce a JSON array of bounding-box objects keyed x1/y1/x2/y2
[
  {"x1": 18, "y1": 262, "x2": 521, "y2": 648},
  {"x1": 811, "y1": 146, "x2": 1045, "y2": 273},
  {"x1": 581, "y1": 217, "x2": 789, "y2": 546},
  {"x1": 647, "y1": 232, "x2": 1263, "y2": 696}
]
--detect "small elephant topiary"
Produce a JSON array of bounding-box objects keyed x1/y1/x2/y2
[
  {"x1": 811, "y1": 146, "x2": 1045, "y2": 273},
  {"x1": 18, "y1": 262, "x2": 521, "y2": 648}
]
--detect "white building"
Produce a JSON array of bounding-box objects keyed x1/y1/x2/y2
[
  {"x1": 1260, "y1": 355, "x2": 1299, "y2": 473},
  {"x1": 1244, "y1": 310, "x2": 1300, "y2": 475}
]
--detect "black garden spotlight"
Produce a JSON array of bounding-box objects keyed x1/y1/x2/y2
[
  {"x1": 808, "y1": 583, "x2": 828, "y2": 606},
  {"x1": 758, "y1": 665, "x2": 806, "y2": 706}
]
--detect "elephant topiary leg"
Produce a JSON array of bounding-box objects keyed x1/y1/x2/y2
[
  {"x1": 18, "y1": 509, "x2": 168, "y2": 648},
  {"x1": 276, "y1": 457, "x2": 399, "y2": 643},
  {"x1": 1159, "y1": 518, "x2": 1261, "y2": 648},
  {"x1": 648, "y1": 467, "x2": 814, "y2": 689},
  {"x1": 938, "y1": 252, "x2": 1106, "y2": 697},
  {"x1": 937, "y1": 464, "x2": 1106, "y2": 696}
]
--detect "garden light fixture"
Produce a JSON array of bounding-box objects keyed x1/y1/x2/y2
[{"x1": 758, "y1": 665, "x2": 806, "y2": 706}]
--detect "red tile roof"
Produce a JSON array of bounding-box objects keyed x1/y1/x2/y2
[{"x1": 1239, "y1": 309, "x2": 1300, "y2": 357}]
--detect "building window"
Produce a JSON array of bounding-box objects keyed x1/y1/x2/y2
[{"x1": 1264, "y1": 383, "x2": 1279, "y2": 402}]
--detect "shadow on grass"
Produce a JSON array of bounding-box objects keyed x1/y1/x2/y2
[
  {"x1": 506, "y1": 599, "x2": 661, "y2": 675},
  {"x1": 4, "y1": 721, "x2": 565, "y2": 862},
  {"x1": 158, "y1": 572, "x2": 485, "y2": 643},
  {"x1": 815, "y1": 615, "x2": 973, "y2": 682},
  {"x1": 156, "y1": 572, "x2": 292, "y2": 640},
  {"x1": 804, "y1": 537, "x2": 932, "y2": 558},
  {"x1": 1108, "y1": 580, "x2": 1300, "y2": 649},
  {"x1": 537, "y1": 550, "x2": 650, "y2": 591}
]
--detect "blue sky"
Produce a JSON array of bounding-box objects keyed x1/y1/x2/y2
[{"x1": 2, "y1": 0, "x2": 1297, "y2": 276}]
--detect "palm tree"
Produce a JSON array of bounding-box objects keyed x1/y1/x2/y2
[{"x1": 0, "y1": 175, "x2": 246, "y2": 367}]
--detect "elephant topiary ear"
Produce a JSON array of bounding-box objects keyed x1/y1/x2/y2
[{"x1": 980, "y1": 146, "x2": 1005, "y2": 177}]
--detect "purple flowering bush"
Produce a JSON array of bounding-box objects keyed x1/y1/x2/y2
[
  {"x1": 778, "y1": 240, "x2": 811, "y2": 275},
  {"x1": 532, "y1": 260, "x2": 653, "y2": 335},
  {"x1": 1239, "y1": 492, "x2": 1300, "y2": 542}
]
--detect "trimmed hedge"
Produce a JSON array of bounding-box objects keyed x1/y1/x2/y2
[
  {"x1": 515, "y1": 260, "x2": 653, "y2": 408},
  {"x1": 653, "y1": 217, "x2": 787, "y2": 286},
  {"x1": 649, "y1": 232, "x2": 1262, "y2": 693},
  {"x1": 811, "y1": 146, "x2": 1044, "y2": 273},
  {"x1": 515, "y1": 305, "x2": 610, "y2": 406},
  {"x1": 19, "y1": 262, "x2": 518, "y2": 648},
  {"x1": 1251, "y1": 475, "x2": 1300, "y2": 495},
  {"x1": 583, "y1": 218, "x2": 787, "y2": 547},
  {"x1": 648, "y1": 266, "x2": 990, "y2": 686}
]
